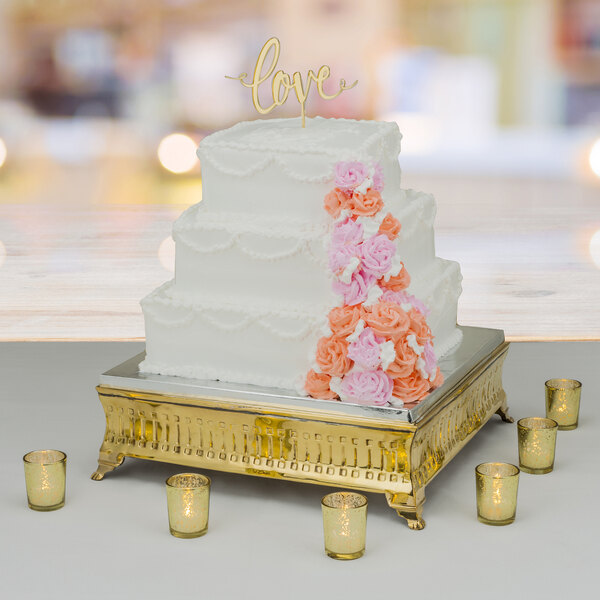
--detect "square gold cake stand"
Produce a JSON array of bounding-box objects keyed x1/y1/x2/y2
[{"x1": 91, "y1": 326, "x2": 512, "y2": 529}]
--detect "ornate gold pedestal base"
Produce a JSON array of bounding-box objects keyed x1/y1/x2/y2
[{"x1": 91, "y1": 331, "x2": 511, "y2": 529}]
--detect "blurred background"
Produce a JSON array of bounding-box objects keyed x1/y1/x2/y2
[{"x1": 1, "y1": 0, "x2": 599, "y2": 341}]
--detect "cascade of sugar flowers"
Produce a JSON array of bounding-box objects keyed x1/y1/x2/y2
[{"x1": 304, "y1": 161, "x2": 444, "y2": 407}]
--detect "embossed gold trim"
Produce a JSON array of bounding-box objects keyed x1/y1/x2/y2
[{"x1": 92, "y1": 342, "x2": 511, "y2": 529}]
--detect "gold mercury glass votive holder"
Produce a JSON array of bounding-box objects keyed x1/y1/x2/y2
[
  {"x1": 165, "y1": 473, "x2": 210, "y2": 538},
  {"x1": 321, "y1": 491, "x2": 367, "y2": 560},
  {"x1": 475, "y1": 462, "x2": 520, "y2": 526},
  {"x1": 517, "y1": 417, "x2": 558, "y2": 475},
  {"x1": 23, "y1": 450, "x2": 67, "y2": 511},
  {"x1": 545, "y1": 378, "x2": 582, "y2": 431}
]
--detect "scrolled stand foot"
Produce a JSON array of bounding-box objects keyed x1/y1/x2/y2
[
  {"x1": 400, "y1": 512, "x2": 426, "y2": 530},
  {"x1": 91, "y1": 455, "x2": 124, "y2": 481},
  {"x1": 496, "y1": 404, "x2": 514, "y2": 423},
  {"x1": 396, "y1": 510, "x2": 425, "y2": 531},
  {"x1": 386, "y1": 491, "x2": 426, "y2": 530}
]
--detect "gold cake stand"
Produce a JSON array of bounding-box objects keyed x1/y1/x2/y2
[{"x1": 91, "y1": 326, "x2": 512, "y2": 529}]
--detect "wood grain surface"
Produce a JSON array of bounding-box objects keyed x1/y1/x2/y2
[{"x1": 1, "y1": 159, "x2": 599, "y2": 340}]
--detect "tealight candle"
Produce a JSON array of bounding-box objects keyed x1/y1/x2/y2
[
  {"x1": 475, "y1": 462, "x2": 520, "y2": 526},
  {"x1": 165, "y1": 473, "x2": 210, "y2": 538},
  {"x1": 23, "y1": 450, "x2": 67, "y2": 511},
  {"x1": 321, "y1": 491, "x2": 367, "y2": 560},
  {"x1": 545, "y1": 379, "x2": 582, "y2": 430},
  {"x1": 517, "y1": 417, "x2": 558, "y2": 474}
]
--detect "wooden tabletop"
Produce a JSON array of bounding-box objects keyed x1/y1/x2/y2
[{"x1": 1, "y1": 159, "x2": 599, "y2": 341}]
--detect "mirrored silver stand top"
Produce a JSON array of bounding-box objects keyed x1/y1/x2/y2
[{"x1": 101, "y1": 326, "x2": 505, "y2": 424}]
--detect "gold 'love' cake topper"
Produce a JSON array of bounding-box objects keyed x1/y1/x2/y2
[{"x1": 226, "y1": 37, "x2": 358, "y2": 128}]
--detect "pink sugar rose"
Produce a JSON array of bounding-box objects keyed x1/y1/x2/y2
[
  {"x1": 381, "y1": 290, "x2": 431, "y2": 316},
  {"x1": 331, "y1": 217, "x2": 364, "y2": 247},
  {"x1": 341, "y1": 369, "x2": 393, "y2": 406},
  {"x1": 334, "y1": 161, "x2": 369, "y2": 191},
  {"x1": 347, "y1": 327, "x2": 384, "y2": 370},
  {"x1": 332, "y1": 268, "x2": 376, "y2": 306},
  {"x1": 372, "y1": 163, "x2": 384, "y2": 192},
  {"x1": 360, "y1": 233, "x2": 396, "y2": 276},
  {"x1": 423, "y1": 340, "x2": 437, "y2": 375},
  {"x1": 328, "y1": 242, "x2": 359, "y2": 274}
]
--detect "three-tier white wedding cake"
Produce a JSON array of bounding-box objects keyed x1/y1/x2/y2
[{"x1": 140, "y1": 117, "x2": 462, "y2": 407}]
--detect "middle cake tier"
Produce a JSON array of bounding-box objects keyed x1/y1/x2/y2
[{"x1": 174, "y1": 188, "x2": 442, "y2": 309}]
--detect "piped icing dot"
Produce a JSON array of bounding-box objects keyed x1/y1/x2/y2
[
  {"x1": 362, "y1": 285, "x2": 383, "y2": 308},
  {"x1": 380, "y1": 340, "x2": 397, "y2": 371},
  {"x1": 345, "y1": 318, "x2": 366, "y2": 343}
]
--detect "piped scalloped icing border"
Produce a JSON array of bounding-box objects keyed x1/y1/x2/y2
[
  {"x1": 197, "y1": 117, "x2": 402, "y2": 183},
  {"x1": 304, "y1": 160, "x2": 444, "y2": 408}
]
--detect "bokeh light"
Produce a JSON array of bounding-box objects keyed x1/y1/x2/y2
[
  {"x1": 157, "y1": 134, "x2": 198, "y2": 174},
  {"x1": 589, "y1": 139, "x2": 600, "y2": 178},
  {"x1": 0, "y1": 138, "x2": 7, "y2": 168},
  {"x1": 158, "y1": 236, "x2": 175, "y2": 272},
  {"x1": 589, "y1": 230, "x2": 600, "y2": 269}
]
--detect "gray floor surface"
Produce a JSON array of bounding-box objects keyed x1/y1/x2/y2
[{"x1": 0, "y1": 341, "x2": 597, "y2": 599}]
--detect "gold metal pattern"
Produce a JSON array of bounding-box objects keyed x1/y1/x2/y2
[{"x1": 92, "y1": 343, "x2": 511, "y2": 529}]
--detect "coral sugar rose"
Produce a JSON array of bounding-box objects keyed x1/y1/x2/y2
[
  {"x1": 364, "y1": 301, "x2": 410, "y2": 339},
  {"x1": 408, "y1": 308, "x2": 433, "y2": 344},
  {"x1": 431, "y1": 367, "x2": 444, "y2": 389},
  {"x1": 391, "y1": 370, "x2": 431, "y2": 405},
  {"x1": 324, "y1": 188, "x2": 350, "y2": 219},
  {"x1": 349, "y1": 189, "x2": 384, "y2": 217},
  {"x1": 315, "y1": 336, "x2": 352, "y2": 377},
  {"x1": 378, "y1": 213, "x2": 401, "y2": 241},
  {"x1": 305, "y1": 370, "x2": 338, "y2": 400},
  {"x1": 328, "y1": 305, "x2": 363, "y2": 338},
  {"x1": 381, "y1": 265, "x2": 411, "y2": 292},
  {"x1": 386, "y1": 334, "x2": 418, "y2": 379}
]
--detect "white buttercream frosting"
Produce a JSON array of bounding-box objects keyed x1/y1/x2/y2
[
  {"x1": 141, "y1": 117, "x2": 463, "y2": 393},
  {"x1": 363, "y1": 285, "x2": 384, "y2": 308},
  {"x1": 380, "y1": 340, "x2": 397, "y2": 371},
  {"x1": 406, "y1": 334, "x2": 424, "y2": 356},
  {"x1": 345, "y1": 319, "x2": 366, "y2": 343},
  {"x1": 340, "y1": 256, "x2": 361, "y2": 284}
]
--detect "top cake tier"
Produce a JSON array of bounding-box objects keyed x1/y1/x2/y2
[{"x1": 197, "y1": 117, "x2": 402, "y2": 220}]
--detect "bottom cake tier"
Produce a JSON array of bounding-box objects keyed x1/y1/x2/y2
[{"x1": 140, "y1": 257, "x2": 463, "y2": 393}]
